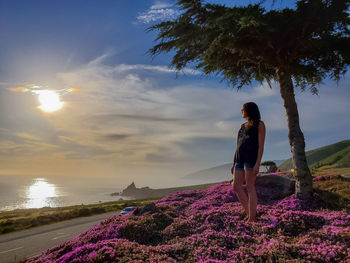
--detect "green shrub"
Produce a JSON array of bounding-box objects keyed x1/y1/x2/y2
[{"x1": 0, "y1": 225, "x2": 15, "y2": 234}]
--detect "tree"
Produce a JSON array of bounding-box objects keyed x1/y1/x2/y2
[
  {"x1": 261, "y1": 161, "x2": 278, "y2": 172},
  {"x1": 148, "y1": 0, "x2": 349, "y2": 200}
]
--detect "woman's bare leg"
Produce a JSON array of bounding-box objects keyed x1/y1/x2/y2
[
  {"x1": 233, "y1": 170, "x2": 249, "y2": 216},
  {"x1": 245, "y1": 169, "x2": 258, "y2": 222}
]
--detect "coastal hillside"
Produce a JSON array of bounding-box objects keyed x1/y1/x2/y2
[
  {"x1": 183, "y1": 163, "x2": 232, "y2": 183},
  {"x1": 183, "y1": 159, "x2": 286, "y2": 182},
  {"x1": 279, "y1": 140, "x2": 350, "y2": 171},
  {"x1": 27, "y1": 176, "x2": 350, "y2": 263}
]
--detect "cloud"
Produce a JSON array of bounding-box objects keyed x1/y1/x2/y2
[
  {"x1": 137, "y1": 1, "x2": 181, "y2": 24},
  {"x1": 7, "y1": 83, "x2": 77, "y2": 97},
  {"x1": 16, "y1": 132, "x2": 42, "y2": 141},
  {"x1": 67, "y1": 88, "x2": 83, "y2": 94},
  {"x1": 87, "y1": 52, "x2": 114, "y2": 66},
  {"x1": 0, "y1": 136, "x2": 61, "y2": 158},
  {"x1": 77, "y1": 53, "x2": 201, "y2": 76},
  {"x1": 49, "y1": 54, "x2": 285, "y2": 166},
  {"x1": 2, "y1": 52, "x2": 349, "y2": 178},
  {"x1": 99, "y1": 133, "x2": 131, "y2": 141},
  {"x1": 86, "y1": 113, "x2": 186, "y2": 123},
  {"x1": 8, "y1": 87, "x2": 29, "y2": 92},
  {"x1": 113, "y1": 64, "x2": 201, "y2": 75},
  {"x1": 151, "y1": 2, "x2": 173, "y2": 9}
]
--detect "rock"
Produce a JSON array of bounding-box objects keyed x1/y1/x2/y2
[
  {"x1": 121, "y1": 182, "x2": 139, "y2": 196},
  {"x1": 126, "y1": 182, "x2": 136, "y2": 190},
  {"x1": 256, "y1": 174, "x2": 295, "y2": 195},
  {"x1": 229, "y1": 174, "x2": 295, "y2": 203},
  {"x1": 120, "y1": 183, "x2": 163, "y2": 198}
]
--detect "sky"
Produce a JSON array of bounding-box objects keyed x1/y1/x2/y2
[{"x1": 0, "y1": 0, "x2": 349, "y2": 188}]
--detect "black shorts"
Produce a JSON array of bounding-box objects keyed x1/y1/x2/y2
[
  {"x1": 233, "y1": 152, "x2": 257, "y2": 171},
  {"x1": 234, "y1": 161, "x2": 255, "y2": 171}
]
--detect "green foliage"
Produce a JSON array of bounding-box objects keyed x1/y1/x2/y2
[
  {"x1": 0, "y1": 219, "x2": 15, "y2": 234},
  {"x1": 149, "y1": 0, "x2": 349, "y2": 199},
  {"x1": 0, "y1": 198, "x2": 160, "y2": 235},
  {"x1": 261, "y1": 161, "x2": 277, "y2": 172},
  {"x1": 261, "y1": 161, "x2": 276, "y2": 166},
  {"x1": 279, "y1": 140, "x2": 350, "y2": 170},
  {"x1": 149, "y1": 0, "x2": 350, "y2": 92}
]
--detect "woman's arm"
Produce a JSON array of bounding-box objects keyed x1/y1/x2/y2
[
  {"x1": 231, "y1": 125, "x2": 242, "y2": 174},
  {"x1": 253, "y1": 121, "x2": 266, "y2": 175}
]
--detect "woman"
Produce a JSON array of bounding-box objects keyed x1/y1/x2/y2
[{"x1": 231, "y1": 102, "x2": 266, "y2": 222}]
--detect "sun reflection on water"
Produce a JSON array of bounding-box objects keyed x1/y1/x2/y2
[{"x1": 25, "y1": 178, "x2": 59, "y2": 208}]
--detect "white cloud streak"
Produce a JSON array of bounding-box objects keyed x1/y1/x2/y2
[
  {"x1": 113, "y1": 64, "x2": 202, "y2": 75},
  {"x1": 137, "y1": 1, "x2": 181, "y2": 24},
  {"x1": 1, "y1": 53, "x2": 349, "y2": 180}
]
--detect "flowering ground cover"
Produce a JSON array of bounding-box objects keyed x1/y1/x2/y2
[{"x1": 27, "y1": 179, "x2": 350, "y2": 263}]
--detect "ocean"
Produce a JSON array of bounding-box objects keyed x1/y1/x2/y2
[{"x1": 0, "y1": 175, "x2": 131, "y2": 211}]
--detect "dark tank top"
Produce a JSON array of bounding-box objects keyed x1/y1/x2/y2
[{"x1": 233, "y1": 121, "x2": 259, "y2": 164}]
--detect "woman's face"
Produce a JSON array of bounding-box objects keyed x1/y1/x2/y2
[{"x1": 241, "y1": 107, "x2": 248, "y2": 119}]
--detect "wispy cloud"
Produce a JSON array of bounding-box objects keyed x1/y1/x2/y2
[
  {"x1": 1, "y1": 52, "x2": 349, "y2": 179},
  {"x1": 7, "y1": 83, "x2": 80, "y2": 96},
  {"x1": 16, "y1": 132, "x2": 42, "y2": 141},
  {"x1": 0, "y1": 53, "x2": 297, "y2": 168},
  {"x1": 0, "y1": 135, "x2": 61, "y2": 158},
  {"x1": 8, "y1": 87, "x2": 30, "y2": 92},
  {"x1": 137, "y1": 1, "x2": 181, "y2": 24},
  {"x1": 49, "y1": 54, "x2": 285, "y2": 166},
  {"x1": 113, "y1": 64, "x2": 201, "y2": 75}
]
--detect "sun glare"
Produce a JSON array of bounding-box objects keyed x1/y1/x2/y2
[
  {"x1": 25, "y1": 178, "x2": 59, "y2": 208},
  {"x1": 37, "y1": 90, "x2": 64, "y2": 112}
]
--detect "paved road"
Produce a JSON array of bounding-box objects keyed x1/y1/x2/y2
[{"x1": 0, "y1": 211, "x2": 119, "y2": 263}]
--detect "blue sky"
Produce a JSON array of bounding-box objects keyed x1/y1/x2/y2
[{"x1": 0, "y1": 0, "x2": 349, "y2": 187}]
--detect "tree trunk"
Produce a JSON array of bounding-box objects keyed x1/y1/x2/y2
[{"x1": 276, "y1": 69, "x2": 313, "y2": 200}]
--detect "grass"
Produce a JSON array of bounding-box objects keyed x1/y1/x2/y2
[
  {"x1": 312, "y1": 166, "x2": 350, "y2": 212},
  {"x1": 5, "y1": 257, "x2": 27, "y2": 263},
  {"x1": 279, "y1": 139, "x2": 350, "y2": 170},
  {"x1": 312, "y1": 165, "x2": 350, "y2": 179},
  {"x1": 0, "y1": 197, "x2": 161, "y2": 235}
]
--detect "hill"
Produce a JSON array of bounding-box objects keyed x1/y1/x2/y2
[
  {"x1": 183, "y1": 163, "x2": 232, "y2": 182},
  {"x1": 184, "y1": 159, "x2": 286, "y2": 182},
  {"x1": 27, "y1": 178, "x2": 350, "y2": 262},
  {"x1": 279, "y1": 140, "x2": 350, "y2": 171}
]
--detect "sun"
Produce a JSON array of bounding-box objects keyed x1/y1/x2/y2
[{"x1": 36, "y1": 90, "x2": 64, "y2": 112}]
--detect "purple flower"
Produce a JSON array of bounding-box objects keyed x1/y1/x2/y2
[{"x1": 27, "y1": 181, "x2": 350, "y2": 263}]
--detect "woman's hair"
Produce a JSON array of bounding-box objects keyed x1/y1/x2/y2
[{"x1": 243, "y1": 102, "x2": 261, "y2": 126}]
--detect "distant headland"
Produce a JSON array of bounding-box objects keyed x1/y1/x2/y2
[{"x1": 111, "y1": 182, "x2": 217, "y2": 199}]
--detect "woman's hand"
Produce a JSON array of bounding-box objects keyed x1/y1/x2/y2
[{"x1": 253, "y1": 164, "x2": 260, "y2": 175}]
